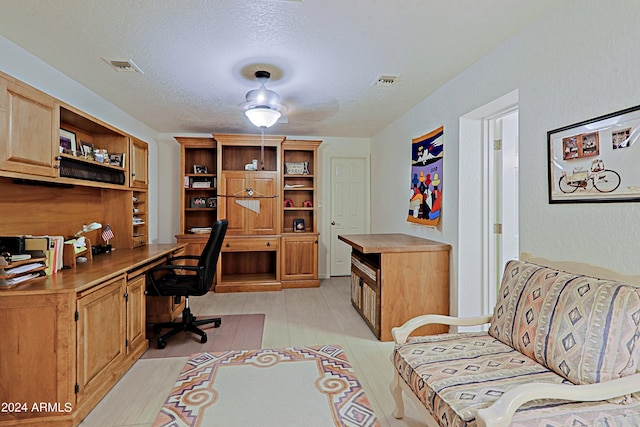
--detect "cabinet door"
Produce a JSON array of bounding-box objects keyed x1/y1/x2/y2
[
  {"x1": 0, "y1": 293, "x2": 74, "y2": 412},
  {"x1": 281, "y1": 234, "x2": 318, "y2": 282},
  {"x1": 219, "y1": 172, "x2": 250, "y2": 234},
  {"x1": 251, "y1": 172, "x2": 278, "y2": 234},
  {"x1": 0, "y1": 75, "x2": 59, "y2": 177},
  {"x1": 126, "y1": 274, "x2": 147, "y2": 354},
  {"x1": 130, "y1": 137, "x2": 148, "y2": 188},
  {"x1": 76, "y1": 276, "x2": 126, "y2": 403}
]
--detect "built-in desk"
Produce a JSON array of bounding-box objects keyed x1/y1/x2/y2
[
  {"x1": 0, "y1": 243, "x2": 185, "y2": 427},
  {"x1": 338, "y1": 233, "x2": 451, "y2": 341}
]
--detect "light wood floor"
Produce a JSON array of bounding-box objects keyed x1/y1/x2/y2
[{"x1": 80, "y1": 277, "x2": 424, "y2": 427}]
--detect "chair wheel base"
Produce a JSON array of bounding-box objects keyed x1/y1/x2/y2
[
  {"x1": 200, "y1": 334, "x2": 207, "y2": 343},
  {"x1": 157, "y1": 339, "x2": 166, "y2": 349}
]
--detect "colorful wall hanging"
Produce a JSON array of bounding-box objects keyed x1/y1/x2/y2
[{"x1": 407, "y1": 126, "x2": 444, "y2": 227}]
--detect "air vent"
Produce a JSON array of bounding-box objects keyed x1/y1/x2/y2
[
  {"x1": 372, "y1": 74, "x2": 399, "y2": 86},
  {"x1": 102, "y1": 58, "x2": 144, "y2": 74}
]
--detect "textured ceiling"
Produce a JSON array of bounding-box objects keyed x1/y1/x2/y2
[{"x1": 0, "y1": 0, "x2": 559, "y2": 137}]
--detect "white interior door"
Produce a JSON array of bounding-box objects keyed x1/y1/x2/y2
[
  {"x1": 487, "y1": 110, "x2": 519, "y2": 309},
  {"x1": 330, "y1": 156, "x2": 367, "y2": 276}
]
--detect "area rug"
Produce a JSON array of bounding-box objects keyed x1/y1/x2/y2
[
  {"x1": 153, "y1": 345, "x2": 380, "y2": 427},
  {"x1": 142, "y1": 314, "x2": 265, "y2": 359}
]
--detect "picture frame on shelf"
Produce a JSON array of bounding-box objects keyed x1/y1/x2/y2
[
  {"x1": 206, "y1": 197, "x2": 217, "y2": 208},
  {"x1": 59, "y1": 129, "x2": 77, "y2": 155},
  {"x1": 284, "y1": 161, "x2": 309, "y2": 175},
  {"x1": 190, "y1": 196, "x2": 207, "y2": 208},
  {"x1": 80, "y1": 141, "x2": 94, "y2": 160},
  {"x1": 548, "y1": 103, "x2": 640, "y2": 203},
  {"x1": 193, "y1": 164, "x2": 208, "y2": 174},
  {"x1": 108, "y1": 153, "x2": 125, "y2": 167},
  {"x1": 293, "y1": 218, "x2": 306, "y2": 232}
]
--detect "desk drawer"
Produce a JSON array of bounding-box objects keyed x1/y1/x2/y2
[{"x1": 223, "y1": 237, "x2": 279, "y2": 252}]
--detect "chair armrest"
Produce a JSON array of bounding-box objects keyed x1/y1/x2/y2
[
  {"x1": 146, "y1": 264, "x2": 203, "y2": 290},
  {"x1": 149, "y1": 264, "x2": 201, "y2": 273},
  {"x1": 392, "y1": 314, "x2": 493, "y2": 344},
  {"x1": 475, "y1": 372, "x2": 640, "y2": 427}
]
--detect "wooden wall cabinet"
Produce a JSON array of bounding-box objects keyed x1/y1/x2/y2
[
  {"x1": 129, "y1": 136, "x2": 148, "y2": 189},
  {"x1": 0, "y1": 73, "x2": 59, "y2": 177},
  {"x1": 172, "y1": 134, "x2": 321, "y2": 293},
  {"x1": 213, "y1": 134, "x2": 283, "y2": 292},
  {"x1": 218, "y1": 171, "x2": 279, "y2": 235},
  {"x1": 280, "y1": 140, "x2": 321, "y2": 287},
  {"x1": 0, "y1": 71, "x2": 151, "y2": 251}
]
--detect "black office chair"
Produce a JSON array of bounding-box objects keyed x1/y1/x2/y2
[{"x1": 146, "y1": 219, "x2": 228, "y2": 349}]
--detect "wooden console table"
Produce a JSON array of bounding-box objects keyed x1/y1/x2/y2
[
  {"x1": 0, "y1": 243, "x2": 185, "y2": 427},
  {"x1": 338, "y1": 233, "x2": 451, "y2": 341}
]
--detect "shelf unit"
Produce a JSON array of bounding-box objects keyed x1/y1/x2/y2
[
  {"x1": 0, "y1": 71, "x2": 150, "y2": 251},
  {"x1": 280, "y1": 140, "x2": 321, "y2": 287},
  {"x1": 132, "y1": 191, "x2": 148, "y2": 247},
  {"x1": 175, "y1": 137, "x2": 218, "y2": 236},
  {"x1": 214, "y1": 134, "x2": 283, "y2": 292}
]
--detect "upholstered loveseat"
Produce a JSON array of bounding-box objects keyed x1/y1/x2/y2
[{"x1": 390, "y1": 259, "x2": 640, "y2": 427}]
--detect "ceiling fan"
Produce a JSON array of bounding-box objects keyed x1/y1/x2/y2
[{"x1": 242, "y1": 70, "x2": 286, "y2": 129}]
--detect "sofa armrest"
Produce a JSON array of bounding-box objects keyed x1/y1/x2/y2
[
  {"x1": 476, "y1": 372, "x2": 640, "y2": 427},
  {"x1": 392, "y1": 314, "x2": 493, "y2": 344}
]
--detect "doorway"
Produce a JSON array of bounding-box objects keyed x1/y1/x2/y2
[
  {"x1": 329, "y1": 156, "x2": 369, "y2": 276},
  {"x1": 486, "y1": 110, "x2": 519, "y2": 310},
  {"x1": 458, "y1": 90, "x2": 518, "y2": 318}
]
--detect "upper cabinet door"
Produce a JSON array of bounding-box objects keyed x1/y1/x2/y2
[
  {"x1": 0, "y1": 75, "x2": 59, "y2": 177},
  {"x1": 130, "y1": 137, "x2": 148, "y2": 188}
]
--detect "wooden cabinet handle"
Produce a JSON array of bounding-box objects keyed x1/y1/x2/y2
[
  {"x1": 226, "y1": 243, "x2": 230, "y2": 247},
  {"x1": 266, "y1": 242, "x2": 270, "y2": 247}
]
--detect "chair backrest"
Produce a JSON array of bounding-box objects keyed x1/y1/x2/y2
[{"x1": 197, "y1": 219, "x2": 228, "y2": 293}]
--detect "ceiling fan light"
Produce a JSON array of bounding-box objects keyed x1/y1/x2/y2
[{"x1": 245, "y1": 107, "x2": 281, "y2": 128}]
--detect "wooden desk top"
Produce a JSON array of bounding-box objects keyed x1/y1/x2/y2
[
  {"x1": 338, "y1": 233, "x2": 451, "y2": 254},
  {"x1": 0, "y1": 243, "x2": 185, "y2": 295}
]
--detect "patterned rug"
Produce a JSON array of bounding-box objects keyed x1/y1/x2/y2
[{"x1": 153, "y1": 345, "x2": 380, "y2": 427}]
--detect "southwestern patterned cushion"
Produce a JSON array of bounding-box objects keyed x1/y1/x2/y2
[
  {"x1": 489, "y1": 260, "x2": 640, "y2": 387},
  {"x1": 393, "y1": 332, "x2": 640, "y2": 427}
]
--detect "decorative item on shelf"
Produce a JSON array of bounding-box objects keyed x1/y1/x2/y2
[
  {"x1": 190, "y1": 196, "x2": 207, "y2": 208},
  {"x1": 244, "y1": 159, "x2": 258, "y2": 171},
  {"x1": 189, "y1": 227, "x2": 212, "y2": 234},
  {"x1": 191, "y1": 178, "x2": 212, "y2": 188},
  {"x1": 206, "y1": 197, "x2": 217, "y2": 208},
  {"x1": 193, "y1": 164, "x2": 208, "y2": 174},
  {"x1": 108, "y1": 152, "x2": 125, "y2": 167},
  {"x1": 92, "y1": 224, "x2": 114, "y2": 254},
  {"x1": 80, "y1": 141, "x2": 94, "y2": 160},
  {"x1": 59, "y1": 129, "x2": 78, "y2": 155},
  {"x1": 293, "y1": 218, "x2": 306, "y2": 232},
  {"x1": 94, "y1": 149, "x2": 105, "y2": 163},
  {"x1": 284, "y1": 161, "x2": 309, "y2": 175},
  {"x1": 303, "y1": 200, "x2": 313, "y2": 208},
  {"x1": 284, "y1": 198, "x2": 294, "y2": 207}
]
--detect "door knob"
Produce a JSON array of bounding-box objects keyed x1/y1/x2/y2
[{"x1": 331, "y1": 221, "x2": 336, "y2": 225}]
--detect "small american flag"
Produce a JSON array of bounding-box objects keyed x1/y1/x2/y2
[{"x1": 101, "y1": 224, "x2": 114, "y2": 243}]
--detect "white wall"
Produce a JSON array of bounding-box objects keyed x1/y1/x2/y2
[
  {"x1": 0, "y1": 36, "x2": 162, "y2": 243},
  {"x1": 370, "y1": 0, "x2": 640, "y2": 317}
]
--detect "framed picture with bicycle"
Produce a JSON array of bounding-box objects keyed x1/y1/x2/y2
[{"x1": 548, "y1": 104, "x2": 640, "y2": 203}]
